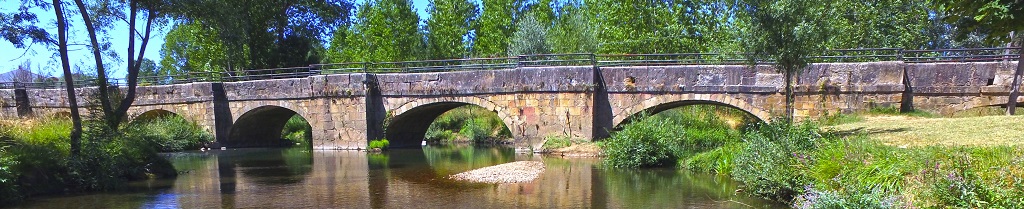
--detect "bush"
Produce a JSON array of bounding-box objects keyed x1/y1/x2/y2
[
  {"x1": 425, "y1": 106, "x2": 511, "y2": 143},
  {"x1": 281, "y1": 115, "x2": 312, "y2": 145},
  {"x1": 542, "y1": 135, "x2": 573, "y2": 150},
  {"x1": 684, "y1": 142, "x2": 743, "y2": 174},
  {"x1": 732, "y1": 119, "x2": 820, "y2": 203},
  {"x1": 0, "y1": 116, "x2": 177, "y2": 205},
  {"x1": 603, "y1": 115, "x2": 684, "y2": 168},
  {"x1": 127, "y1": 115, "x2": 213, "y2": 152},
  {"x1": 368, "y1": 139, "x2": 390, "y2": 150}
]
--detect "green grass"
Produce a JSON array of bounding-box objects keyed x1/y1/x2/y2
[
  {"x1": 603, "y1": 104, "x2": 1024, "y2": 207},
  {"x1": 828, "y1": 115, "x2": 1024, "y2": 147},
  {"x1": 0, "y1": 114, "x2": 212, "y2": 205},
  {"x1": 368, "y1": 139, "x2": 390, "y2": 150},
  {"x1": 127, "y1": 115, "x2": 213, "y2": 152}
]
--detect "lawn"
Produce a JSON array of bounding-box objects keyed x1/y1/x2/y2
[{"x1": 827, "y1": 115, "x2": 1024, "y2": 147}]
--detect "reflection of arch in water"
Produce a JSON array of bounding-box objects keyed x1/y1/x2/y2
[
  {"x1": 216, "y1": 148, "x2": 313, "y2": 187},
  {"x1": 386, "y1": 99, "x2": 514, "y2": 148},
  {"x1": 227, "y1": 105, "x2": 313, "y2": 147},
  {"x1": 379, "y1": 146, "x2": 515, "y2": 186}
]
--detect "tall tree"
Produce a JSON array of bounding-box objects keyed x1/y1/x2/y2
[
  {"x1": 933, "y1": 0, "x2": 1023, "y2": 114},
  {"x1": 740, "y1": 0, "x2": 834, "y2": 120},
  {"x1": 53, "y1": 0, "x2": 84, "y2": 156},
  {"x1": 825, "y1": 0, "x2": 932, "y2": 50},
  {"x1": 546, "y1": 2, "x2": 597, "y2": 54},
  {"x1": 585, "y1": 0, "x2": 739, "y2": 54},
  {"x1": 72, "y1": 0, "x2": 166, "y2": 130},
  {"x1": 474, "y1": 0, "x2": 523, "y2": 57},
  {"x1": 165, "y1": 0, "x2": 353, "y2": 70},
  {"x1": 508, "y1": 13, "x2": 548, "y2": 56},
  {"x1": 340, "y1": 0, "x2": 423, "y2": 62},
  {"x1": 159, "y1": 22, "x2": 234, "y2": 78},
  {"x1": 425, "y1": 0, "x2": 479, "y2": 59}
]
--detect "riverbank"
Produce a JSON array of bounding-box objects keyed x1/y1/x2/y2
[
  {"x1": 591, "y1": 105, "x2": 1023, "y2": 207},
  {"x1": 0, "y1": 115, "x2": 211, "y2": 205}
]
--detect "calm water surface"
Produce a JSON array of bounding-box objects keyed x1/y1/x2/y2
[{"x1": 17, "y1": 145, "x2": 782, "y2": 208}]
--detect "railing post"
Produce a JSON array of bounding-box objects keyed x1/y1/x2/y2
[{"x1": 897, "y1": 48, "x2": 904, "y2": 62}]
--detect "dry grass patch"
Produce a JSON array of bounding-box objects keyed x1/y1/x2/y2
[{"x1": 827, "y1": 115, "x2": 1024, "y2": 147}]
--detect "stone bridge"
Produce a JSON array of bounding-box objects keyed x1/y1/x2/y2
[{"x1": 0, "y1": 61, "x2": 1019, "y2": 150}]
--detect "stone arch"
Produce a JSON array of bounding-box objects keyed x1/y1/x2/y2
[
  {"x1": 386, "y1": 96, "x2": 517, "y2": 147},
  {"x1": 131, "y1": 109, "x2": 179, "y2": 122},
  {"x1": 48, "y1": 111, "x2": 72, "y2": 119},
  {"x1": 612, "y1": 94, "x2": 770, "y2": 128},
  {"x1": 227, "y1": 105, "x2": 314, "y2": 147}
]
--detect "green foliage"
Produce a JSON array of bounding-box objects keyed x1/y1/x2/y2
[
  {"x1": 603, "y1": 115, "x2": 684, "y2": 168},
  {"x1": 126, "y1": 115, "x2": 214, "y2": 152},
  {"x1": 368, "y1": 139, "x2": 390, "y2": 150},
  {"x1": 341, "y1": 0, "x2": 424, "y2": 63},
  {"x1": 546, "y1": 3, "x2": 597, "y2": 54},
  {"x1": 824, "y1": 0, "x2": 934, "y2": 50},
  {"x1": 426, "y1": 0, "x2": 479, "y2": 59},
  {"x1": 425, "y1": 106, "x2": 511, "y2": 143},
  {"x1": 542, "y1": 135, "x2": 573, "y2": 150},
  {"x1": 732, "y1": 119, "x2": 820, "y2": 203},
  {"x1": 508, "y1": 13, "x2": 549, "y2": 56},
  {"x1": 281, "y1": 115, "x2": 312, "y2": 145},
  {"x1": 684, "y1": 142, "x2": 743, "y2": 174},
  {"x1": 164, "y1": 0, "x2": 352, "y2": 70},
  {"x1": 585, "y1": 0, "x2": 742, "y2": 54},
  {"x1": 159, "y1": 22, "x2": 236, "y2": 78},
  {"x1": 10, "y1": 116, "x2": 72, "y2": 154},
  {"x1": 474, "y1": 0, "x2": 523, "y2": 57},
  {"x1": 604, "y1": 105, "x2": 750, "y2": 168},
  {"x1": 0, "y1": 116, "x2": 177, "y2": 205},
  {"x1": 933, "y1": 0, "x2": 1023, "y2": 46}
]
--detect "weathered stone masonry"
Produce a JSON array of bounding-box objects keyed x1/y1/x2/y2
[{"x1": 0, "y1": 61, "x2": 1018, "y2": 150}]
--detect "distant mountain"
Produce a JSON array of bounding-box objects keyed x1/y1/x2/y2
[{"x1": 0, "y1": 68, "x2": 45, "y2": 82}]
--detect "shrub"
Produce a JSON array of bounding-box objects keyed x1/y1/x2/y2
[
  {"x1": 368, "y1": 139, "x2": 390, "y2": 150},
  {"x1": 684, "y1": 142, "x2": 743, "y2": 174},
  {"x1": 732, "y1": 119, "x2": 820, "y2": 203},
  {"x1": 603, "y1": 115, "x2": 684, "y2": 168},
  {"x1": 542, "y1": 135, "x2": 573, "y2": 150},
  {"x1": 425, "y1": 106, "x2": 511, "y2": 143},
  {"x1": 281, "y1": 115, "x2": 312, "y2": 145},
  {"x1": 0, "y1": 147, "x2": 21, "y2": 205},
  {"x1": 127, "y1": 115, "x2": 213, "y2": 152}
]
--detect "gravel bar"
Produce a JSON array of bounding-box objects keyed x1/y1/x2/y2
[{"x1": 449, "y1": 161, "x2": 545, "y2": 184}]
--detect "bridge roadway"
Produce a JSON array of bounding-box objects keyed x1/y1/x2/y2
[{"x1": 0, "y1": 61, "x2": 1020, "y2": 150}]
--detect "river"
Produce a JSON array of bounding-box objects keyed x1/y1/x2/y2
[{"x1": 15, "y1": 145, "x2": 782, "y2": 208}]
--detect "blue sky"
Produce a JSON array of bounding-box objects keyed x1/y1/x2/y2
[{"x1": 0, "y1": 0, "x2": 433, "y2": 78}]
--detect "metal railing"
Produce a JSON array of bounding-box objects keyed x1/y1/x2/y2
[{"x1": 2, "y1": 47, "x2": 1020, "y2": 89}]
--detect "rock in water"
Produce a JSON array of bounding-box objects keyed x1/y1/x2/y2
[{"x1": 450, "y1": 161, "x2": 545, "y2": 184}]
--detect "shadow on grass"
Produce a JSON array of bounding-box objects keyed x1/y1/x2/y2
[{"x1": 829, "y1": 127, "x2": 911, "y2": 138}]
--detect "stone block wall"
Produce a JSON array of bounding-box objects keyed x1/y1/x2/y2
[{"x1": 5, "y1": 61, "x2": 1018, "y2": 149}]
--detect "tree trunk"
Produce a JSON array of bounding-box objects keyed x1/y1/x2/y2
[
  {"x1": 112, "y1": 3, "x2": 154, "y2": 128},
  {"x1": 1008, "y1": 44, "x2": 1024, "y2": 115},
  {"x1": 785, "y1": 69, "x2": 795, "y2": 121},
  {"x1": 72, "y1": 0, "x2": 113, "y2": 125},
  {"x1": 53, "y1": 0, "x2": 83, "y2": 156}
]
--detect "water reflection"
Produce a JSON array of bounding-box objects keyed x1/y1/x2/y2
[{"x1": 17, "y1": 146, "x2": 781, "y2": 208}]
